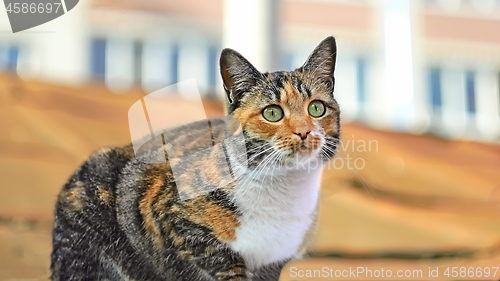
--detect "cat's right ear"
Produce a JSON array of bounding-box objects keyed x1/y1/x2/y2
[
  {"x1": 299, "y1": 36, "x2": 337, "y2": 92},
  {"x1": 220, "y1": 49, "x2": 262, "y2": 104}
]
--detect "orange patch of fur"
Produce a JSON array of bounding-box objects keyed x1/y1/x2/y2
[
  {"x1": 139, "y1": 166, "x2": 167, "y2": 247},
  {"x1": 187, "y1": 199, "x2": 240, "y2": 242},
  {"x1": 200, "y1": 201, "x2": 240, "y2": 242},
  {"x1": 233, "y1": 108, "x2": 261, "y2": 132}
]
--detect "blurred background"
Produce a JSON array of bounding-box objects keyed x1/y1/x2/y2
[{"x1": 0, "y1": 0, "x2": 499, "y2": 280}]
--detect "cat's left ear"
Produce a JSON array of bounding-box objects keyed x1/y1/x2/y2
[
  {"x1": 220, "y1": 49, "x2": 262, "y2": 104},
  {"x1": 299, "y1": 36, "x2": 337, "y2": 90}
]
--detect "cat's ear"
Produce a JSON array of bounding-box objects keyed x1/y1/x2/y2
[
  {"x1": 299, "y1": 36, "x2": 337, "y2": 90},
  {"x1": 220, "y1": 49, "x2": 262, "y2": 104}
]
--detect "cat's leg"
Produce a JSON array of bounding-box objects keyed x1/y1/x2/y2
[
  {"x1": 152, "y1": 250, "x2": 238, "y2": 281},
  {"x1": 196, "y1": 248, "x2": 248, "y2": 281},
  {"x1": 159, "y1": 242, "x2": 248, "y2": 281},
  {"x1": 161, "y1": 216, "x2": 249, "y2": 281},
  {"x1": 251, "y1": 260, "x2": 290, "y2": 281}
]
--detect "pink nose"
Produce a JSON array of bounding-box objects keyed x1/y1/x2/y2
[{"x1": 294, "y1": 130, "x2": 310, "y2": 140}]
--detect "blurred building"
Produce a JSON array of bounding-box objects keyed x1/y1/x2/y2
[{"x1": 0, "y1": 0, "x2": 499, "y2": 142}]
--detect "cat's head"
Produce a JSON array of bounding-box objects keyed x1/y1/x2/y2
[{"x1": 219, "y1": 37, "x2": 340, "y2": 169}]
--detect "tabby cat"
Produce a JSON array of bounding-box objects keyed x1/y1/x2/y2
[{"x1": 50, "y1": 36, "x2": 340, "y2": 281}]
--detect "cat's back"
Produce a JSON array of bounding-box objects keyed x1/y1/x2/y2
[
  {"x1": 54, "y1": 145, "x2": 135, "y2": 227},
  {"x1": 54, "y1": 118, "x2": 222, "y2": 219}
]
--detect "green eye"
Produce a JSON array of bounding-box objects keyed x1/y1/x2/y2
[
  {"x1": 308, "y1": 100, "x2": 326, "y2": 117},
  {"x1": 262, "y1": 105, "x2": 284, "y2": 122}
]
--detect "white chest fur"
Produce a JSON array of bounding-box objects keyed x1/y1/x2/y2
[{"x1": 228, "y1": 167, "x2": 321, "y2": 270}]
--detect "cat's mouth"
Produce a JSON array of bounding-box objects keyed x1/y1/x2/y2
[
  {"x1": 280, "y1": 145, "x2": 311, "y2": 156},
  {"x1": 298, "y1": 143, "x2": 309, "y2": 151},
  {"x1": 273, "y1": 138, "x2": 321, "y2": 160},
  {"x1": 292, "y1": 142, "x2": 316, "y2": 156}
]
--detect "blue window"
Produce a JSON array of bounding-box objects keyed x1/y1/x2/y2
[
  {"x1": 170, "y1": 44, "x2": 179, "y2": 84},
  {"x1": 90, "y1": 38, "x2": 106, "y2": 81},
  {"x1": 429, "y1": 67, "x2": 442, "y2": 110},
  {"x1": 465, "y1": 70, "x2": 476, "y2": 114},
  {"x1": 5, "y1": 46, "x2": 19, "y2": 74},
  {"x1": 356, "y1": 58, "x2": 366, "y2": 105},
  {"x1": 0, "y1": 46, "x2": 19, "y2": 74}
]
